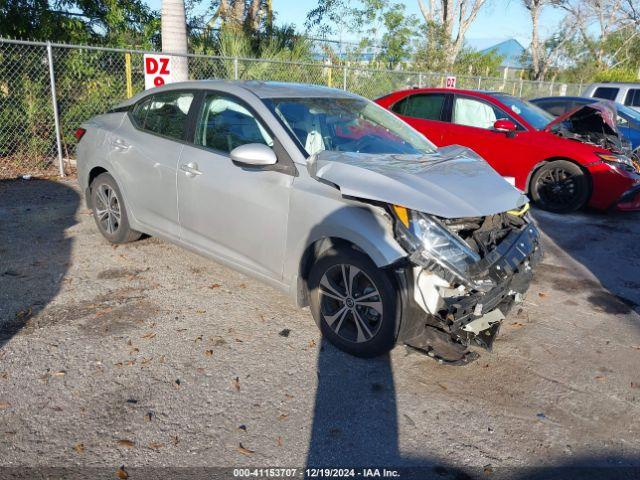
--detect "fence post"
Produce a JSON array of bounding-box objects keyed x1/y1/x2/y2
[
  {"x1": 418, "y1": 72, "x2": 423, "y2": 88},
  {"x1": 125, "y1": 52, "x2": 133, "y2": 98},
  {"x1": 342, "y1": 65, "x2": 347, "y2": 90},
  {"x1": 46, "y1": 42, "x2": 64, "y2": 178},
  {"x1": 233, "y1": 57, "x2": 239, "y2": 80}
]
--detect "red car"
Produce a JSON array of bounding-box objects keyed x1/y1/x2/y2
[{"x1": 376, "y1": 88, "x2": 640, "y2": 212}]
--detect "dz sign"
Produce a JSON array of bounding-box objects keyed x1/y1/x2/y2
[
  {"x1": 445, "y1": 76, "x2": 457, "y2": 89},
  {"x1": 144, "y1": 54, "x2": 174, "y2": 90}
]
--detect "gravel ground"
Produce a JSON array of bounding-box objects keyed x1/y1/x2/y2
[{"x1": 0, "y1": 177, "x2": 639, "y2": 477}]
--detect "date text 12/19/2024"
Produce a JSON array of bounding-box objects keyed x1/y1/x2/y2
[{"x1": 233, "y1": 469, "x2": 401, "y2": 478}]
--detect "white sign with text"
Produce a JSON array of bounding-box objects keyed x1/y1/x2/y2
[
  {"x1": 445, "y1": 76, "x2": 457, "y2": 88},
  {"x1": 144, "y1": 54, "x2": 175, "y2": 90}
]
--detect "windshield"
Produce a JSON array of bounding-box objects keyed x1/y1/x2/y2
[
  {"x1": 493, "y1": 94, "x2": 554, "y2": 130},
  {"x1": 264, "y1": 97, "x2": 437, "y2": 156}
]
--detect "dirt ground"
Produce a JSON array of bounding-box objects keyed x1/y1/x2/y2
[{"x1": 0, "y1": 177, "x2": 639, "y2": 478}]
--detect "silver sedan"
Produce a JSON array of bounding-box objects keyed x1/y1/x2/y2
[{"x1": 76, "y1": 80, "x2": 541, "y2": 363}]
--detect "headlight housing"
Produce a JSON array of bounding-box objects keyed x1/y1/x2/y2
[
  {"x1": 597, "y1": 152, "x2": 638, "y2": 173},
  {"x1": 391, "y1": 205, "x2": 493, "y2": 290}
]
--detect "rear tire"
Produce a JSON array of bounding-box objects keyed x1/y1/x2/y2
[
  {"x1": 90, "y1": 173, "x2": 141, "y2": 244},
  {"x1": 308, "y1": 246, "x2": 399, "y2": 358},
  {"x1": 530, "y1": 160, "x2": 590, "y2": 213}
]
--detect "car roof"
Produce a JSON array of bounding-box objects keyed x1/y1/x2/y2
[
  {"x1": 587, "y1": 82, "x2": 640, "y2": 88},
  {"x1": 390, "y1": 87, "x2": 509, "y2": 101},
  {"x1": 117, "y1": 80, "x2": 357, "y2": 108},
  {"x1": 531, "y1": 96, "x2": 592, "y2": 102}
]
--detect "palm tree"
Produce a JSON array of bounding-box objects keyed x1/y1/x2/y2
[{"x1": 161, "y1": 0, "x2": 189, "y2": 81}]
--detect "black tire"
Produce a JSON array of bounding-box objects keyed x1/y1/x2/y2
[
  {"x1": 530, "y1": 160, "x2": 590, "y2": 213},
  {"x1": 308, "y1": 246, "x2": 399, "y2": 358},
  {"x1": 90, "y1": 173, "x2": 141, "y2": 244}
]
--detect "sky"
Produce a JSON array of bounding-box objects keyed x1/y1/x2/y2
[{"x1": 146, "y1": 0, "x2": 567, "y2": 47}]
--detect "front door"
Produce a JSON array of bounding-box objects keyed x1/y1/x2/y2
[
  {"x1": 442, "y1": 95, "x2": 522, "y2": 181},
  {"x1": 177, "y1": 92, "x2": 293, "y2": 280},
  {"x1": 389, "y1": 92, "x2": 451, "y2": 145}
]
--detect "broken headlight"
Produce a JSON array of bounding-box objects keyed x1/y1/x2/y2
[
  {"x1": 597, "y1": 152, "x2": 638, "y2": 173},
  {"x1": 391, "y1": 206, "x2": 492, "y2": 290}
]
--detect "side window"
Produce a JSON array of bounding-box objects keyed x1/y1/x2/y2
[
  {"x1": 131, "y1": 99, "x2": 150, "y2": 126},
  {"x1": 593, "y1": 87, "x2": 619, "y2": 101},
  {"x1": 143, "y1": 91, "x2": 194, "y2": 140},
  {"x1": 391, "y1": 94, "x2": 446, "y2": 121},
  {"x1": 453, "y1": 97, "x2": 508, "y2": 129},
  {"x1": 195, "y1": 94, "x2": 273, "y2": 154},
  {"x1": 624, "y1": 89, "x2": 640, "y2": 107}
]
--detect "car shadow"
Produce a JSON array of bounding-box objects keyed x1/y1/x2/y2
[{"x1": 0, "y1": 178, "x2": 79, "y2": 349}]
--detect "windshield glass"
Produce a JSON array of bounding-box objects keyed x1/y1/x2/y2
[
  {"x1": 493, "y1": 94, "x2": 554, "y2": 130},
  {"x1": 264, "y1": 97, "x2": 437, "y2": 156}
]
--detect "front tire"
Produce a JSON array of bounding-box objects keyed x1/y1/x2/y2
[
  {"x1": 90, "y1": 173, "x2": 141, "y2": 244},
  {"x1": 308, "y1": 246, "x2": 399, "y2": 358},
  {"x1": 530, "y1": 160, "x2": 590, "y2": 213}
]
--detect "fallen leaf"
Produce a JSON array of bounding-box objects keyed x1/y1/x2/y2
[
  {"x1": 141, "y1": 357, "x2": 153, "y2": 365},
  {"x1": 308, "y1": 339, "x2": 316, "y2": 348},
  {"x1": 208, "y1": 284, "x2": 221, "y2": 289},
  {"x1": 277, "y1": 413, "x2": 289, "y2": 421},
  {"x1": 116, "y1": 466, "x2": 128, "y2": 479},
  {"x1": 285, "y1": 393, "x2": 294, "y2": 400},
  {"x1": 196, "y1": 309, "x2": 206, "y2": 314},
  {"x1": 117, "y1": 439, "x2": 135, "y2": 448},
  {"x1": 204, "y1": 350, "x2": 213, "y2": 357},
  {"x1": 233, "y1": 377, "x2": 240, "y2": 391},
  {"x1": 172, "y1": 435, "x2": 180, "y2": 446},
  {"x1": 538, "y1": 292, "x2": 547, "y2": 298},
  {"x1": 73, "y1": 443, "x2": 85, "y2": 454},
  {"x1": 510, "y1": 322, "x2": 525, "y2": 328},
  {"x1": 141, "y1": 332, "x2": 156, "y2": 339},
  {"x1": 237, "y1": 443, "x2": 254, "y2": 456},
  {"x1": 238, "y1": 283, "x2": 246, "y2": 289},
  {"x1": 276, "y1": 436, "x2": 283, "y2": 447},
  {"x1": 594, "y1": 375, "x2": 606, "y2": 381},
  {"x1": 149, "y1": 442, "x2": 165, "y2": 449},
  {"x1": 52, "y1": 370, "x2": 66, "y2": 377},
  {"x1": 436, "y1": 382, "x2": 448, "y2": 391},
  {"x1": 194, "y1": 335, "x2": 203, "y2": 343},
  {"x1": 0, "y1": 402, "x2": 11, "y2": 409}
]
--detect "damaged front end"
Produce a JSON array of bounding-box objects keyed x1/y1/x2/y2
[
  {"x1": 391, "y1": 206, "x2": 542, "y2": 365},
  {"x1": 545, "y1": 101, "x2": 632, "y2": 156}
]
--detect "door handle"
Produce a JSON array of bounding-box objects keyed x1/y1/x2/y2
[
  {"x1": 111, "y1": 138, "x2": 130, "y2": 151},
  {"x1": 180, "y1": 162, "x2": 203, "y2": 177}
]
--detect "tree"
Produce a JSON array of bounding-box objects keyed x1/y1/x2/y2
[
  {"x1": 416, "y1": 0, "x2": 489, "y2": 68},
  {"x1": 161, "y1": 0, "x2": 189, "y2": 81}
]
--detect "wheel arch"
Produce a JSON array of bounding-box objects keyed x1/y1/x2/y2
[{"x1": 85, "y1": 166, "x2": 109, "y2": 209}]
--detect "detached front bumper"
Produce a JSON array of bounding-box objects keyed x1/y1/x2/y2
[{"x1": 396, "y1": 223, "x2": 543, "y2": 364}]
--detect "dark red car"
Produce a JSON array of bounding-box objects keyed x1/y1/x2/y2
[{"x1": 376, "y1": 88, "x2": 640, "y2": 212}]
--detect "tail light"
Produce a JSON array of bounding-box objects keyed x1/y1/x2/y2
[{"x1": 74, "y1": 128, "x2": 87, "y2": 141}]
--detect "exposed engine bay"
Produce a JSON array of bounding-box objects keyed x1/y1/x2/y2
[
  {"x1": 546, "y1": 102, "x2": 631, "y2": 156},
  {"x1": 393, "y1": 208, "x2": 542, "y2": 365}
]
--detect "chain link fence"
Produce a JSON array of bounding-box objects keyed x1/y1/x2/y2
[{"x1": 0, "y1": 38, "x2": 582, "y2": 178}]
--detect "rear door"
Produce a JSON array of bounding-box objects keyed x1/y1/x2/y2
[
  {"x1": 111, "y1": 90, "x2": 195, "y2": 238},
  {"x1": 388, "y1": 93, "x2": 451, "y2": 145},
  {"x1": 177, "y1": 91, "x2": 293, "y2": 280}
]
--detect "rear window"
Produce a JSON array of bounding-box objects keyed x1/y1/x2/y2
[
  {"x1": 391, "y1": 94, "x2": 446, "y2": 121},
  {"x1": 140, "y1": 91, "x2": 194, "y2": 140},
  {"x1": 534, "y1": 99, "x2": 573, "y2": 117},
  {"x1": 593, "y1": 87, "x2": 619, "y2": 101},
  {"x1": 624, "y1": 89, "x2": 640, "y2": 107}
]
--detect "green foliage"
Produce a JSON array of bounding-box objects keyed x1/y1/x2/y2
[{"x1": 594, "y1": 68, "x2": 639, "y2": 82}]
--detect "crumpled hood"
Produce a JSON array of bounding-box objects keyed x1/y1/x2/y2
[
  {"x1": 308, "y1": 145, "x2": 528, "y2": 218},
  {"x1": 544, "y1": 101, "x2": 626, "y2": 152}
]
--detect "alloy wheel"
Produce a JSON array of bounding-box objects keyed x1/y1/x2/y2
[
  {"x1": 535, "y1": 166, "x2": 579, "y2": 209},
  {"x1": 94, "y1": 183, "x2": 121, "y2": 235},
  {"x1": 318, "y1": 263, "x2": 383, "y2": 343}
]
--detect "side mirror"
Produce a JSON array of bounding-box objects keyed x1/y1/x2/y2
[
  {"x1": 230, "y1": 143, "x2": 277, "y2": 167},
  {"x1": 493, "y1": 119, "x2": 517, "y2": 134}
]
